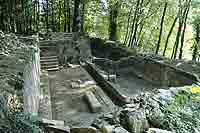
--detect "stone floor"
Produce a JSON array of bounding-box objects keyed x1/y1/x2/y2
[
  {"x1": 114, "y1": 73, "x2": 159, "y2": 97},
  {"x1": 48, "y1": 66, "x2": 116, "y2": 127}
]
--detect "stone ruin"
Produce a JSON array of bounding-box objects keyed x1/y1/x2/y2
[{"x1": 36, "y1": 32, "x2": 199, "y2": 133}]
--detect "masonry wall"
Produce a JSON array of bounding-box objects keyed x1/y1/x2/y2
[
  {"x1": 90, "y1": 38, "x2": 135, "y2": 61},
  {"x1": 116, "y1": 56, "x2": 199, "y2": 87},
  {"x1": 93, "y1": 56, "x2": 199, "y2": 87},
  {"x1": 23, "y1": 38, "x2": 40, "y2": 115}
]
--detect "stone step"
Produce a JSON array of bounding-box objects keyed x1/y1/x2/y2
[
  {"x1": 40, "y1": 45, "x2": 56, "y2": 49},
  {"x1": 45, "y1": 67, "x2": 59, "y2": 71},
  {"x1": 41, "y1": 56, "x2": 58, "y2": 60},
  {"x1": 41, "y1": 61, "x2": 58, "y2": 66},
  {"x1": 40, "y1": 59, "x2": 58, "y2": 63},
  {"x1": 41, "y1": 64, "x2": 59, "y2": 69}
]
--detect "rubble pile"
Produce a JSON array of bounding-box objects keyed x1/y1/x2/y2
[{"x1": 92, "y1": 86, "x2": 200, "y2": 133}]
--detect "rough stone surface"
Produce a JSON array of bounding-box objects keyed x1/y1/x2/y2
[
  {"x1": 120, "y1": 109, "x2": 149, "y2": 133},
  {"x1": 114, "y1": 126, "x2": 130, "y2": 133},
  {"x1": 41, "y1": 119, "x2": 65, "y2": 126},
  {"x1": 84, "y1": 91, "x2": 102, "y2": 113},
  {"x1": 90, "y1": 38, "x2": 135, "y2": 61},
  {"x1": 148, "y1": 128, "x2": 174, "y2": 133},
  {"x1": 70, "y1": 127, "x2": 99, "y2": 133},
  {"x1": 101, "y1": 125, "x2": 115, "y2": 133},
  {"x1": 44, "y1": 126, "x2": 70, "y2": 133},
  {"x1": 0, "y1": 94, "x2": 6, "y2": 106}
]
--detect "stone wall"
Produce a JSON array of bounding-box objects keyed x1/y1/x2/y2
[
  {"x1": 93, "y1": 56, "x2": 199, "y2": 87},
  {"x1": 23, "y1": 37, "x2": 40, "y2": 115},
  {"x1": 116, "y1": 56, "x2": 199, "y2": 87},
  {"x1": 84, "y1": 62, "x2": 127, "y2": 106},
  {"x1": 40, "y1": 32, "x2": 92, "y2": 65},
  {"x1": 90, "y1": 38, "x2": 135, "y2": 61}
]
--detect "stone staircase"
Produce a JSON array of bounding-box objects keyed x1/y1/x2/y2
[
  {"x1": 40, "y1": 56, "x2": 59, "y2": 71},
  {"x1": 40, "y1": 41, "x2": 59, "y2": 71}
]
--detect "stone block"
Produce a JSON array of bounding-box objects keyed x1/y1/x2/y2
[
  {"x1": 101, "y1": 125, "x2": 115, "y2": 133},
  {"x1": 114, "y1": 126, "x2": 129, "y2": 133},
  {"x1": 108, "y1": 75, "x2": 116, "y2": 82},
  {"x1": 148, "y1": 128, "x2": 174, "y2": 133},
  {"x1": 70, "y1": 127, "x2": 99, "y2": 133},
  {"x1": 41, "y1": 118, "x2": 65, "y2": 126},
  {"x1": 84, "y1": 91, "x2": 102, "y2": 113},
  {"x1": 45, "y1": 126, "x2": 70, "y2": 133}
]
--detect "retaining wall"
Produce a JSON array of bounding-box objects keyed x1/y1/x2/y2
[
  {"x1": 23, "y1": 37, "x2": 40, "y2": 115},
  {"x1": 93, "y1": 56, "x2": 199, "y2": 87}
]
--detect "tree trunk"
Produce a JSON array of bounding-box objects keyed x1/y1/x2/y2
[
  {"x1": 64, "y1": 0, "x2": 67, "y2": 32},
  {"x1": 123, "y1": 7, "x2": 133, "y2": 45},
  {"x1": 155, "y1": 2, "x2": 168, "y2": 54},
  {"x1": 58, "y1": 0, "x2": 61, "y2": 31},
  {"x1": 81, "y1": 0, "x2": 86, "y2": 32},
  {"x1": 51, "y1": 0, "x2": 56, "y2": 31},
  {"x1": 131, "y1": 0, "x2": 144, "y2": 46},
  {"x1": 193, "y1": 24, "x2": 199, "y2": 61},
  {"x1": 46, "y1": 0, "x2": 49, "y2": 33},
  {"x1": 163, "y1": 16, "x2": 178, "y2": 56},
  {"x1": 127, "y1": 0, "x2": 140, "y2": 47},
  {"x1": 72, "y1": 0, "x2": 81, "y2": 32},
  {"x1": 22, "y1": 0, "x2": 25, "y2": 32},
  {"x1": 67, "y1": 0, "x2": 71, "y2": 32},
  {"x1": 29, "y1": 0, "x2": 33, "y2": 31},
  {"x1": 171, "y1": 1, "x2": 188, "y2": 59},
  {"x1": 109, "y1": 1, "x2": 119, "y2": 41},
  {"x1": 34, "y1": 0, "x2": 36, "y2": 30},
  {"x1": 37, "y1": 0, "x2": 40, "y2": 32},
  {"x1": 179, "y1": 0, "x2": 191, "y2": 59}
]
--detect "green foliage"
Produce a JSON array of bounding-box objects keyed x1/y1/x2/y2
[
  {"x1": 0, "y1": 31, "x2": 37, "y2": 107},
  {"x1": 0, "y1": 102, "x2": 40, "y2": 133},
  {"x1": 0, "y1": 0, "x2": 200, "y2": 58},
  {"x1": 150, "y1": 86, "x2": 200, "y2": 132}
]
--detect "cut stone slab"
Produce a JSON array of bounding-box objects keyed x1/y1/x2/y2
[
  {"x1": 108, "y1": 75, "x2": 116, "y2": 82},
  {"x1": 148, "y1": 128, "x2": 174, "y2": 133},
  {"x1": 71, "y1": 80, "x2": 96, "y2": 89},
  {"x1": 45, "y1": 125, "x2": 70, "y2": 133},
  {"x1": 71, "y1": 82, "x2": 80, "y2": 88},
  {"x1": 41, "y1": 118, "x2": 65, "y2": 126},
  {"x1": 84, "y1": 91, "x2": 102, "y2": 113},
  {"x1": 80, "y1": 81, "x2": 96, "y2": 88},
  {"x1": 169, "y1": 87, "x2": 183, "y2": 95},
  {"x1": 101, "y1": 126, "x2": 129, "y2": 133},
  {"x1": 114, "y1": 126, "x2": 129, "y2": 133},
  {"x1": 101, "y1": 125, "x2": 115, "y2": 133},
  {"x1": 70, "y1": 127, "x2": 99, "y2": 133},
  {"x1": 101, "y1": 74, "x2": 109, "y2": 80}
]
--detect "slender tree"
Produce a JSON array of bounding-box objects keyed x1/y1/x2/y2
[
  {"x1": 67, "y1": 0, "x2": 71, "y2": 32},
  {"x1": 155, "y1": 2, "x2": 168, "y2": 54},
  {"x1": 109, "y1": 1, "x2": 119, "y2": 41},
  {"x1": 163, "y1": 16, "x2": 178, "y2": 56},
  {"x1": 192, "y1": 24, "x2": 199, "y2": 60},
  {"x1": 58, "y1": 0, "x2": 61, "y2": 31},
  {"x1": 123, "y1": 7, "x2": 133, "y2": 45},
  {"x1": 64, "y1": 0, "x2": 67, "y2": 32},
  {"x1": 72, "y1": 0, "x2": 81, "y2": 32},
  {"x1": 179, "y1": 0, "x2": 191, "y2": 59},
  {"x1": 127, "y1": 0, "x2": 140, "y2": 47}
]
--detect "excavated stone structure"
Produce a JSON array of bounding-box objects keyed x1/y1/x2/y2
[{"x1": 37, "y1": 33, "x2": 199, "y2": 133}]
